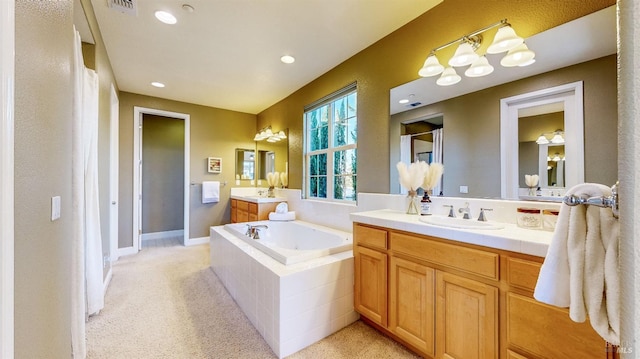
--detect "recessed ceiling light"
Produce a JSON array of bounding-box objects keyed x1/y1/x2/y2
[
  {"x1": 280, "y1": 55, "x2": 295, "y2": 64},
  {"x1": 182, "y1": 4, "x2": 194, "y2": 12},
  {"x1": 399, "y1": 99, "x2": 409, "y2": 104},
  {"x1": 155, "y1": 10, "x2": 177, "y2": 24},
  {"x1": 151, "y1": 82, "x2": 165, "y2": 88}
]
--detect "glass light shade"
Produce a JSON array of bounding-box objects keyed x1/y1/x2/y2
[
  {"x1": 418, "y1": 54, "x2": 444, "y2": 77},
  {"x1": 550, "y1": 132, "x2": 565, "y2": 144},
  {"x1": 253, "y1": 134, "x2": 262, "y2": 141},
  {"x1": 552, "y1": 153, "x2": 562, "y2": 162},
  {"x1": 436, "y1": 67, "x2": 461, "y2": 86},
  {"x1": 518, "y1": 58, "x2": 536, "y2": 67},
  {"x1": 277, "y1": 130, "x2": 287, "y2": 139},
  {"x1": 500, "y1": 43, "x2": 535, "y2": 67},
  {"x1": 266, "y1": 137, "x2": 277, "y2": 143},
  {"x1": 465, "y1": 56, "x2": 494, "y2": 77},
  {"x1": 448, "y1": 42, "x2": 479, "y2": 67},
  {"x1": 487, "y1": 25, "x2": 523, "y2": 54},
  {"x1": 536, "y1": 134, "x2": 549, "y2": 144}
]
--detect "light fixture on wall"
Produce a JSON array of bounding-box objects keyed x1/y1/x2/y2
[
  {"x1": 418, "y1": 19, "x2": 534, "y2": 86},
  {"x1": 254, "y1": 126, "x2": 287, "y2": 142},
  {"x1": 536, "y1": 130, "x2": 565, "y2": 145}
]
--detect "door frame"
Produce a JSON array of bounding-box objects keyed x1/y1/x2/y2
[
  {"x1": 0, "y1": 0, "x2": 14, "y2": 356},
  {"x1": 131, "y1": 107, "x2": 190, "y2": 253},
  {"x1": 108, "y1": 84, "x2": 119, "y2": 267}
]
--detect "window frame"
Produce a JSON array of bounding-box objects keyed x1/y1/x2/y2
[{"x1": 303, "y1": 84, "x2": 357, "y2": 202}]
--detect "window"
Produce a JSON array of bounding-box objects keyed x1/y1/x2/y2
[{"x1": 304, "y1": 84, "x2": 357, "y2": 201}]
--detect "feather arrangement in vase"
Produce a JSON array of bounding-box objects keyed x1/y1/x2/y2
[
  {"x1": 279, "y1": 172, "x2": 288, "y2": 188},
  {"x1": 266, "y1": 172, "x2": 280, "y2": 197},
  {"x1": 397, "y1": 161, "x2": 428, "y2": 214},
  {"x1": 419, "y1": 162, "x2": 444, "y2": 215}
]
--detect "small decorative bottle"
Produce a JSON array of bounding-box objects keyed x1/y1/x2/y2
[{"x1": 420, "y1": 191, "x2": 432, "y2": 216}]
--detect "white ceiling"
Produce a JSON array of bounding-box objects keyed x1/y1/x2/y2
[
  {"x1": 86, "y1": 0, "x2": 442, "y2": 114},
  {"x1": 390, "y1": 5, "x2": 617, "y2": 115}
]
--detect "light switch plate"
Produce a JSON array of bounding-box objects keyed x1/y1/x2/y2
[
  {"x1": 459, "y1": 185, "x2": 469, "y2": 194},
  {"x1": 51, "y1": 196, "x2": 61, "y2": 221}
]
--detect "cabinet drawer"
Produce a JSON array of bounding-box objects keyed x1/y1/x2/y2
[
  {"x1": 354, "y1": 224, "x2": 388, "y2": 250},
  {"x1": 506, "y1": 257, "x2": 542, "y2": 291},
  {"x1": 390, "y1": 232, "x2": 499, "y2": 280},
  {"x1": 237, "y1": 200, "x2": 249, "y2": 211},
  {"x1": 248, "y1": 202, "x2": 258, "y2": 214}
]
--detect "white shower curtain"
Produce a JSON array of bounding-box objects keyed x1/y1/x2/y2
[
  {"x1": 399, "y1": 135, "x2": 412, "y2": 194},
  {"x1": 72, "y1": 27, "x2": 104, "y2": 359},
  {"x1": 432, "y1": 128, "x2": 443, "y2": 196}
]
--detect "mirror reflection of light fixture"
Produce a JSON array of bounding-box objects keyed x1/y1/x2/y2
[
  {"x1": 536, "y1": 134, "x2": 550, "y2": 144},
  {"x1": 418, "y1": 19, "x2": 534, "y2": 85},
  {"x1": 552, "y1": 153, "x2": 562, "y2": 162},
  {"x1": 254, "y1": 126, "x2": 287, "y2": 142},
  {"x1": 550, "y1": 130, "x2": 565, "y2": 144},
  {"x1": 536, "y1": 130, "x2": 564, "y2": 145}
]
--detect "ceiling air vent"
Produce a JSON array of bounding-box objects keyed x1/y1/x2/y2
[{"x1": 108, "y1": 0, "x2": 137, "y2": 16}]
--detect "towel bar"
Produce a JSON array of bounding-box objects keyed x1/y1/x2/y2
[
  {"x1": 190, "y1": 181, "x2": 228, "y2": 186},
  {"x1": 562, "y1": 181, "x2": 619, "y2": 218}
]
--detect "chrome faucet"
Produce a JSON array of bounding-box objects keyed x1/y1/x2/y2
[
  {"x1": 443, "y1": 205, "x2": 456, "y2": 218},
  {"x1": 478, "y1": 208, "x2": 493, "y2": 222},
  {"x1": 458, "y1": 203, "x2": 471, "y2": 219},
  {"x1": 245, "y1": 224, "x2": 268, "y2": 239}
]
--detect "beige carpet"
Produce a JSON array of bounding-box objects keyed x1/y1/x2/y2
[{"x1": 87, "y1": 240, "x2": 419, "y2": 359}]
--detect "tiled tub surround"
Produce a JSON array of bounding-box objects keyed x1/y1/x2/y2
[{"x1": 210, "y1": 224, "x2": 358, "y2": 358}]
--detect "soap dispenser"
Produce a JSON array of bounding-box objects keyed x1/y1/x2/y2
[{"x1": 420, "y1": 191, "x2": 432, "y2": 216}]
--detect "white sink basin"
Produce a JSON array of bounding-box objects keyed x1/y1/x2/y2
[{"x1": 418, "y1": 216, "x2": 505, "y2": 230}]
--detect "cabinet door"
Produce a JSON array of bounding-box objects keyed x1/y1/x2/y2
[
  {"x1": 389, "y1": 256, "x2": 435, "y2": 357},
  {"x1": 354, "y1": 245, "x2": 387, "y2": 327},
  {"x1": 436, "y1": 271, "x2": 498, "y2": 359},
  {"x1": 248, "y1": 213, "x2": 258, "y2": 222},
  {"x1": 236, "y1": 209, "x2": 249, "y2": 223}
]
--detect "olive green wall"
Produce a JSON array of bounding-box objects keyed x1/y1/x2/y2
[
  {"x1": 256, "y1": 0, "x2": 615, "y2": 194},
  {"x1": 118, "y1": 92, "x2": 257, "y2": 247},
  {"x1": 141, "y1": 114, "x2": 185, "y2": 234},
  {"x1": 391, "y1": 55, "x2": 617, "y2": 198},
  {"x1": 14, "y1": 0, "x2": 73, "y2": 357}
]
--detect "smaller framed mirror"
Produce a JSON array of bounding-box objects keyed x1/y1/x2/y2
[{"x1": 235, "y1": 148, "x2": 255, "y2": 180}]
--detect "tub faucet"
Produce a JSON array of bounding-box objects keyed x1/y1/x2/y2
[
  {"x1": 458, "y1": 203, "x2": 471, "y2": 219},
  {"x1": 245, "y1": 224, "x2": 268, "y2": 239}
]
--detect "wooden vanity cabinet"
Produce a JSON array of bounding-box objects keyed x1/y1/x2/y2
[
  {"x1": 230, "y1": 199, "x2": 279, "y2": 223},
  {"x1": 353, "y1": 223, "x2": 608, "y2": 359}
]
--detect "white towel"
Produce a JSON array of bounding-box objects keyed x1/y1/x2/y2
[
  {"x1": 275, "y1": 202, "x2": 288, "y2": 214},
  {"x1": 202, "y1": 181, "x2": 220, "y2": 204},
  {"x1": 268, "y1": 211, "x2": 295, "y2": 221},
  {"x1": 533, "y1": 183, "x2": 619, "y2": 344}
]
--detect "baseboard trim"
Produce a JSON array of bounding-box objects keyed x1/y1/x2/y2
[
  {"x1": 186, "y1": 236, "x2": 209, "y2": 246},
  {"x1": 141, "y1": 229, "x2": 184, "y2": 241},
  {"x1": 103, "y1": 267, "x2": 112, "y2": 296},
  {"x1": 117, "y1": 246, "x2": 137, "y2": 258}
]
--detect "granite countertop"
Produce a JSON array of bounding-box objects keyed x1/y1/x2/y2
[
  {"x1": 350, "y1": 209, "x2": 552, "y2": 257},
  {"x1": 230, "y1": 194, "x2": 287, "y2": 204}
]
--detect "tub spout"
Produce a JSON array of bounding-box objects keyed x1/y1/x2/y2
[{"x1": 246, "y1": 224, "x2": 268, "y2": 239}]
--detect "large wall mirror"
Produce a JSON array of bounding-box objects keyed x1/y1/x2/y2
[
  {"x1": 236, "y1": 129, "x2": 289, "y2": 186},
  {"x1": 389, "y1": 6, "x2": 616, "y2": 200}
]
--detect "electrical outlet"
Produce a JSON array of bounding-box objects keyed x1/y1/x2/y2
[
  {"x1": 51, "y1": 196, "x2": 61, "y2": 221},
  {"x1": 459, "y1": 185, "x2": 469, "y2": 194}
]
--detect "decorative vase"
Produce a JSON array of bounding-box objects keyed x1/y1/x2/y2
[
  {"x1": 267, "y1": 186, "x2": 275, "y2": 198},
  {"x1": 528, "y1": 186, "x2": 536, "y2": 196},
  {"x1": 406, "y1": 190, "x2": 420, "y2": 215}
]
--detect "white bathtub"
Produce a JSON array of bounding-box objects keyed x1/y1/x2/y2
[
  {"x1": 224, "y1": 220, "x2": 352, "y2": 265},
  {"x1": 210, "y1": 220, "x2": 358, "y2": 358}
]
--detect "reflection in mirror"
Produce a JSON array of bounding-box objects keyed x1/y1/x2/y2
[
  {"x1": 235, "y1": 148, "x2": 255, "y2": 180},
  {"x1": 501, "y1": 81, "x2": 584, "y2": 199},
  {"x1": 398, "y1": 116, "x2": 443, "y2": 195},
  {"x1": 517, "y1": 104, "x2": 564, "y2": 189},
  {"x1": 256, "y1": 129, "x2": 288, "y2": 186}
]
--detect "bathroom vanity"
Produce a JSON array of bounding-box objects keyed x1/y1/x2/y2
[
  {"x1": 351, "y1": 210, "x2": 608, "y2": 359},
  {"x1": 230, "y1": 197, "x2": 283, "y2": 223}
]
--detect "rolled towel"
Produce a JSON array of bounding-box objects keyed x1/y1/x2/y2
[
  {"x1": 275, "y1": 202, "x2": 288, "y2": 214},
  {"x1": 268, "y1": 211, "x2": 295, "y2": 221}
]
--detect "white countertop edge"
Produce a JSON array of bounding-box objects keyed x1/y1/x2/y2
[
  {"x1": 230, "y1": 194, "x2": 287, "y2": 203},
  {"x1": 350, "y1": 209, "x2": 552, "y2": 258}
]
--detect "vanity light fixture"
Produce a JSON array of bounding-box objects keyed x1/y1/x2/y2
[
  {"x1": 550, "y1": 130, "x2": 565, "y2": 144},
  {"x1": 254, "y1": 126, "x2": 287, "y2": 142},
  {"x1": 536, "y1": 130, "x2": 564, "y2": 145},
  {"x1": 552, "y1": 153, "x2": 562, "y2": 162},
  {"x1": 418, "y1": 19, "x2": 534, "y2": 86}
]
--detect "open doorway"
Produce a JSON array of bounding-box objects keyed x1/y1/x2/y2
[{"x1": 132, "y1": 107, "x2": 190, "y2": 252}]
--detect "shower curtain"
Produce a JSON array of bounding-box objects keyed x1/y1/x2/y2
[
  {"x1": 432, "y1": 128, "x2": 443, "y2": 196},
  {"x1": 71, "y1": 27, "x2": 104, "y2": 359},
  {"x1": 399, "y1": 134, "x2": 411, "y2": 194}
]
